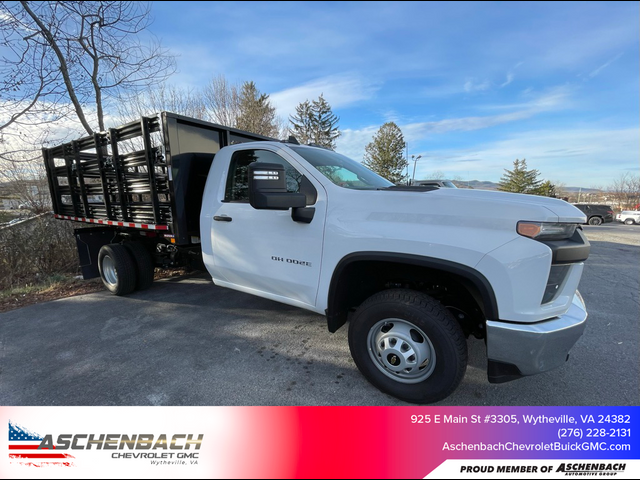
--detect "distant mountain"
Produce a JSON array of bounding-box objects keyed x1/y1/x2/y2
[{"x1": 562, "y1": 186, "x2": 602, "y2": 193}]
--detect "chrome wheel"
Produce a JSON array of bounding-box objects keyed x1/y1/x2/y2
[
  {"x1": 101, "y1": 255, "x2": 118, "y2": 286},
  {"x1": 367, "y1": 318, "x2": 436, "y2": 384}
]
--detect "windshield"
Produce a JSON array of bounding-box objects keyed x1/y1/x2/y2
[{"x1": 288, "y1": 146, "x2": 394, "y2": 190}]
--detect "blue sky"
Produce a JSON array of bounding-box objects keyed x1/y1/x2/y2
[{"x1": 152, "y1": 1, "x2": 637, "y2": 187}]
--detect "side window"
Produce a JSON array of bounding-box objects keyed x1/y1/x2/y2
[{"x1": 224, "y1": 149, "x2": 302, "y2": 202}]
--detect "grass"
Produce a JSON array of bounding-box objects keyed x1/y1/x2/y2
[
  {"x1": 0, "y1": 274, "x2": 70, "y2": 298},
  {"x1": 0, "y1": 210, "x2": 20, "y2": 224},
  {"x1": 0, "y1": 268, "x2": 192, "y2": 314},
  {"x1": 0, "y1": 274, "x2": 103, "y2": 313}
]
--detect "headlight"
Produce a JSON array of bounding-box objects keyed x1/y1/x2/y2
[{"x1": 517, "y1": 222, "x2": 577, "y2": 240}]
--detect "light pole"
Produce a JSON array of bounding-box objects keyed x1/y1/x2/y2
[
  {"x1": 411, "y1": 155, "x2": 422, "y2": 185},
  {"x1": 405, "y1": 144, "x2": 410, "y2": 185}
]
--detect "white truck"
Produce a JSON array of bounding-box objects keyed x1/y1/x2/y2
[
  {"x1": 616, "y1": 210, "x2": 640, "y2": 225},
  {"x1": 43, "y1": 112, "x2": 590, "y2": 403}
]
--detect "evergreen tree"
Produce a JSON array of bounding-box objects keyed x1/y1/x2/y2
[
  {"x1": 235, "y1": 81, "x2": 279, "y2": 137},
  {"x1": 362, "y1": 122, "x2": 408, "y2": 184},
  {"x1": 535, "y1": 180, "x2": 557, "y2": 197},
  {"x1": 289, "y1": 94, "x2": 340, "y2": 148},
  {"x1": 289, "y1": 100, "x2": 314, "y2": 144},
  {"x1": 497, "y1": 159, "x2": 543, "y2": 194},
  {"x1": 311, "y1": 94, "x2": 340, "y2": 149}
]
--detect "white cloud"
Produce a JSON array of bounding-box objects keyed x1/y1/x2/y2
[
  {"x1": 463, "y1": 79, "x2": 491, "y2": 93},
  {"x1": 270, "y1": 74, "x2": 380, "y2": 120},
  {"x1": 480, "y1": 85, "x2": 572, "y2": 111},
  {"x1": 335, "y1": 126, "x2": 379, "y2": 161},
  {"x1": 588, "y1": 52, "x2": 624, "y2": 78},
  {"x1": 406, "y1": 87, "x2": 570, "y2": 140},
  {"x1": 413, "y1": 128, "x2": 639, "y2": 187},
  {"x1": 500, "y1": 73, "x2": 514, "y2": 88},
  {"x1": 335, "y1": 87, "x2": 572, "y2": 164}
]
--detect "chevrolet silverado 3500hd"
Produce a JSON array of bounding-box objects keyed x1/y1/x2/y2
[{"x1": 43, "y1": 112, "x2": 590, "y2": 403}]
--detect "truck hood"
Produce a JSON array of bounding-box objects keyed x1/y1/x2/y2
[
  {"x1": 326, "y1": 185, "x2": 587, "y2": 267},
  {"x1": 427, "y1": 188, "x2": 586, "y2": 223}
]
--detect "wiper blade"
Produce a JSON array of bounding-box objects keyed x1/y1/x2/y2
[{"x1": 378, "y1": 185, "x2": 438, "y2": 191}]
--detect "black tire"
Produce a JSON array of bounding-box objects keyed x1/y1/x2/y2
[
  {"x1": 98, "y1": 244, "x2": 137, "y2": 296},
  {"x1": 588, "y1": 216, "x2": 603, "y2": 226},
  {"x1": 124, "y1": 242, "x2": 155, "y2": 291},
  {"x1": 624, "y1": 219, "x2": 635, "y2": 225},
  {"x1": 348, "y1": 289, "x2": 467, "y2": 404}
]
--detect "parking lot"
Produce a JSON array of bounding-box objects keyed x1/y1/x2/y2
[{"x1": 0, "y1": 223, "x2": 638, "y2": 406}]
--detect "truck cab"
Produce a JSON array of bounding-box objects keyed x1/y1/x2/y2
[{"x1": 200, "y1": 141, "x2": 590, "y2": 403}]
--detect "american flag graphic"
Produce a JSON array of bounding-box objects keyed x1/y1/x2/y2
[{"x1": 8, "y1": 421, "x2": 75, "y2": 467}]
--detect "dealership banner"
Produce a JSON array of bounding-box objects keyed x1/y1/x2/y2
[{"x1": 1, "y1": 407, "x2": 637, "y2": 478}]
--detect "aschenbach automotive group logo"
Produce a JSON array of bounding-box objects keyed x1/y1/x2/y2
[
  {"x1": 9, "y1": 421, "x2": 75, "y2": 467},
  {"x1": 8, "y1": 420, "x2": 205, "y2": 468}
]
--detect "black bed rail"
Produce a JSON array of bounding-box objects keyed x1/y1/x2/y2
[
  {"x1": 43, "y1": 112, "x2": 274, "y2": 244},
  {"x1": 43, "y1": 116, "x2": 171, "y2": 227}
]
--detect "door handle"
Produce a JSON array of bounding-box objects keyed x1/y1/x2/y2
[{"x1": 213, "y1": 215, "x2": 232, "y2": 222}]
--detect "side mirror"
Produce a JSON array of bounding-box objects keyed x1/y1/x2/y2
[{"x1": 248, "y1": 162, "x2": 306, "y2": 210}]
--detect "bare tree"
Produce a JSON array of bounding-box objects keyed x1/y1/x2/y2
[
  {"x1": 0, "y1": 155, "x2": 51, "y2": 213},
  {"x1": 1, "y1": 1, "x2": 175, "y2": 217},
  {"x1": 608, "y1": 173, "x2": 640, "y2": 210},
  {"x1": 0, "y1": 3, "x2": 72, "y2": 134},
  {"x1": 117, "y1": 83, "x2": 207, "y2": 123},
  {"x1": 202, "y1": 75, "x2": 241, "y2": 127},
  {"x1": 1, "y1": 1, "x2": 175, "y2": 135}
]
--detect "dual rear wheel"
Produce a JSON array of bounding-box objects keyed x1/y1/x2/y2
[{"x1": 98, "y1": 243, "x2": 155, "y2": 295}]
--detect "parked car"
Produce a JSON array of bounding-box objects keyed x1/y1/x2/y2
[
  {"x1": 571, "y1": 204, "x2": 614, "y2": 226},
  {"x1": 413, "y1": 179, "x2": 457, "y2": 188},
  {"x1": 616, "y1": 211, "x2": 640, "y2": 225}
]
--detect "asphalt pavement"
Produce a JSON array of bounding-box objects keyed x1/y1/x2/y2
[{"x1": 1, "y1": 223, "x2": 638, "y2": 406}]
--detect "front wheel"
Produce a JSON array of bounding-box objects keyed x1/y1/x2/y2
[
  {"x1": 624, "y1": 218, "x2": 635, "y2": 225},
  {"x1": 348, "y1": 289, "x2": 467, "y2": 404},
  {"x1": 588, "y1": 216, "x2": 603, "y2": 226}
]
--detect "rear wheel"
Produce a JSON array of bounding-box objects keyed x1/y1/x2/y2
[
  {"x1": 588, "y1": 216, "x2": 603, "y2": 226},
  {"x1": 124, "y1": 242, "x2": 155, "y2": 290},
  {"x1": 98, "y1": 244, "x2": 137, "y2": 296},
  {"x1": 348, "y1": 289, "x2": 467, "y2": 404},
  {"x1": 624, "y1": 218, "x2": 635, "y2": 225}
]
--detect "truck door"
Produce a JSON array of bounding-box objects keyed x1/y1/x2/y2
[{"x1": 210, "y1": 148, "x2": 326, "y2": 308}]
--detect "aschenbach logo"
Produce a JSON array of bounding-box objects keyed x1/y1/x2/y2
[
  {"x1": 8, "y1": 421, "x2": 205, "y2": 467},
  {"x1": 9, "y1": 421, "x2": 75, "y2": 467}
]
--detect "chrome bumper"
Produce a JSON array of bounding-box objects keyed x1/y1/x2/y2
[{"x1": 486, "y1": 292, "x2": 587, "y2": 377}]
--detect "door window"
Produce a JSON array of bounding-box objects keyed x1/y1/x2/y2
[{"x1": 224, "y1": 149, "x2": 302, "y2": 202}]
